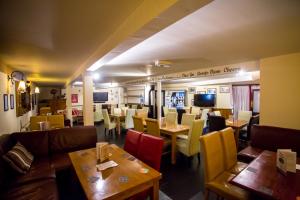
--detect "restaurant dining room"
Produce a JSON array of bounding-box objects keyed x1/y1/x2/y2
[{"x1": 0, "y1": 0, "x2": 300, "y2": 200}]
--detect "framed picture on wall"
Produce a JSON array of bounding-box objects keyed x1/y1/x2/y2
[
  {"x1": 10, "y1": 94, "x2": 14, "y2": 109},
  {"x1": 207, "y1": 88, "x2": 217, "y2": 94},
  {"x1": 71, "y1": 94, "x2": 78, "y2": 103},
  {"x1": 188, "y1": 87, "x2": 196, "y2": 94},
  {"x1": 3, "y1": 94, "x2": 8, "y2": 111},
  {"x1": 220, "y1": 86, "x2": 230, "y2": 93}
]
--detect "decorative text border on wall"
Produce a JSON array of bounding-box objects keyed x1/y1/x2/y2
[{"x1": 123, "y1": 61, "x2": 259, "y2": 85}]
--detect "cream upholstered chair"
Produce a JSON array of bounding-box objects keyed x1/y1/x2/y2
[
  {"x1": 168, "y1": 108, "x2": 177, "y2": 113},
  {"x1": 102, "y1": 109, "x2": 116, "y2": 135},
  {"x1": 113, "y1": 108, "x2": 122, "y2": 115},
  {"x1": 47, "y1": 115, "x2": 64, "y2": 129},
  {"x1": 238, "y1": 110, "x2": 252, "y2": 122},
  {"x1": 145, "y1": 118, "x2": 160, "y2": 137},
  {"x1": 163, "y1": 106, "x2": 169, "y2": 117},
  {"x1": 181, "y1": 113, "x2": 196, "y2": 127},
  {"x1": 142, "y1": 106, "x2": 149, "y2": 114},
  {"x1": 201, "y1": 109, "x2": 210, "y2": 128},
  {"x1": 238, "y1": 110, "x2": 252, "y2": 131},
  {"x1": 132, "y1": 116, "x2": 145, "y2": 132},
  {"x1": 166, "y1": 112, "x2": 178, "y2": 126},
  {"x1": 200, "y1": 131, "x2": 249, "y2": 200},
  {"x1": 220, "y1": 128, "x2": 248, "y2": 175},
  {"x1": 214, "y1": 110, "x2": 222, "y2": 116},
  {"x1": 131, "y1": 104, "x2": 138, "y2": 109},
  {"x1": 30, "y1": 116, "x2": 47, "y2": 131},
  {"x1": 176, "y1": 119, "x2": 204, "y2": 161},
  {"x1": 183, "y1": 107, "x2": 191, "y2": 114},
  {"x1": 121, "y1": 109, "x2": 135, "y2": 129},
  {"x1": 121, "y1": 107, "x2": 128, "y2": 115},
  {"x1": 191, "y1": 106, "x2": 201, "y2": 115}
]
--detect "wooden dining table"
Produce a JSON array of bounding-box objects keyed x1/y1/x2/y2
[
  {"x1": 69, "y1": 144, "x2": 161, "y2": 200},
  {"x1": 110, "y1": 114, "x2": 126, "y2": 135},
  {"x1": 230, "y1": 150, "x2": 300, "y2": 200},
  {"x1": 160, "y1": 124, "x2": 190, "y2": 165},
  {"x1": 226, "y1": 119, "x2": 248, "y2": 146}
]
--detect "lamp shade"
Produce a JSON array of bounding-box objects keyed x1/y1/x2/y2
[
  {"x1": 35, "y1": 87, "x2": 40, "y2": 94},
  {"x1": 18, "y1": 80, "x2": 26, "y2": 93}
]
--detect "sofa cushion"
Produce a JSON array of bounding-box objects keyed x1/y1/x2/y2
[
  {"x1": 11, "y1": 131, "x2": 49, "y2": 157},
  {"x1": 251, "y1": 125, "x2": 300, "y2": 154},
  {"x1": 49, "y1": 126, "x2": 97, "y2": 154},
  {"x1": 50, "y1": 153, "x2": 72, "y2": 172},
  {"x1": 1, "y1": 179, "x2": 59, "y2": 200},
  {"x1": 8, "y1": 158, "x2": 55, "y2": 188},
  {"x1": 3, "y1": 142, "x2": 34, "y2": 174}
]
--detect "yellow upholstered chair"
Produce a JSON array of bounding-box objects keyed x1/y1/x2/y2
[
  {"x1": 166, "y1": 112, "x2": 178, "y2": 126},
  {"x1": 145, "y1": 118, "x2": 160, "y2": 137},
  {"x1": 47, "y1": 115, "x2": 64, "y2": 129},
  {"x1": 200, "y1": 131, "x2": 249, "y2": 200},
  {"x1": 191, "y1": 106, "x2": 201, "y2": 115},
  {"x1": 220, "y1": 128, "x2": 248, "y2": 174},
  {"x1": 40, "y1": 107, "x2": 51, "y2": 115},
  {"x1": 168, "y1": 108, "x2": 177, "y2": 113},
  {"x1": 176, "y1": 119, "x2": 204, "y2": 161},
  {"x1": 30, "y1": 116, "x2": 47, "y2": 131},
  {"x1": 163, "y1": 106, "x2": 169, "y2": 117},
  {"x1": 132, "y1": 116, "x2": 145, "y2": 132},
  {"x1": 136, "y1": 109, "x2": 148, "y2": 120}
]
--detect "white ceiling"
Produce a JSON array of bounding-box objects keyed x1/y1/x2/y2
[{"x1": 94, "y1": 0, "x2": 300, "y2": 83}]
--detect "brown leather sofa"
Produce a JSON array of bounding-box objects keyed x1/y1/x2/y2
[
  {"x1": 238, "y1": 125, "x2": 300, "y2": 163},
  {"x1": 0, "y1": 126, "x2": 97, "y2": 200}
]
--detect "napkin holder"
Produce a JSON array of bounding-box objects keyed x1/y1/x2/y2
[{"x1": 277, "y1": 149, "x2": 297, "y2": 174}]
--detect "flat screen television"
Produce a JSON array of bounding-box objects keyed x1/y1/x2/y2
[
  {"x1": 194, "y1": 94, "x2": 216, "y2": 107},
  {"x1": 93, "y1": 92, "x2": 108, "y2": 102}
]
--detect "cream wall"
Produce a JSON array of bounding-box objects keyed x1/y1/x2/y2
[
  {"x1": 0, "y1": 71, "x2": 37, "y2": 135},
  {"x1": 260, "y1": 52, "x2": 300, "y2": 130}
]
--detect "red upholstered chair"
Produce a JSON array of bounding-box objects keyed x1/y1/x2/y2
[
  {"x1": 124, "y1": 129, "x2": 142, "y2": 157},
  {"x1": 137, "y1": 134, "x2": 164, "y2": 171}
]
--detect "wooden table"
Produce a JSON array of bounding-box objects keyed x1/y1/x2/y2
[
  {"x1": 230, "y1": 150, "x2": 300, "y2": 200},
  {"x1": 226, "y1": 119, "x2": 248, "y2": 146},
  {"x1": 110, "y1": 114, "x2": 125, "y2": 135},
  {"x1": 69, "y1": 145, "x2": 161, "y2": 200},
  {"x1": 160, "y1": 124, "x2": 190, "y2": 165}
]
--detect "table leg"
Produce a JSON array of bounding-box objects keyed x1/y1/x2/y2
[
  {"x1": 234, "y1": 127, "x2": 240, "y2": 148},
  {"x1": 117, "y1": 117, "x2": 121, "y2": 135},
  {"x1": 151, "y1": 180, "x2": 159, "y2": 200},
  {"x1": 171, "y1": 134, "x2": 176, "y2": 165}
]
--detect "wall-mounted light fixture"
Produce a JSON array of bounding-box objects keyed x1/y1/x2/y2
[
  {"x1": 7, "y1": 71, "x2": 26, "y2": 93},
  {"x1": 35, "y1": 87, "x2": 40, "y2": 94}
]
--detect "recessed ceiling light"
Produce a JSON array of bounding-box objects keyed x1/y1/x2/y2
[{"x1": 93, "y1": 73, "x2": 100, "y2": 80}]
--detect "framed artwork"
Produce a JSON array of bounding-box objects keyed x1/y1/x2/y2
[
  {"x1": 3, "y1": 94, "x2": 8, "y2": 111},
  {"x1": 71, "y1": 94, "x2": 78, "y2": 103},
  {"x1": 197, "y1": 91, "x2": 206, "y2": 94},
  {"x1": 188, "y1": 87, "x2": 196, "y2": 94},
  {"x1": 10, "y1": 94, "x2": 14, "y2": 109},
  {"x1": 207, "y1": 88, "x2": 217, "y2": 94},
  {"x1": 220, "y1": 86, "x2": 230, "y2": 93}
]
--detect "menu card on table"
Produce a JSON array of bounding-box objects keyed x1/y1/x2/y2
[
  {"x1": 96, "y1": 142, "x2": 109, "y2": 162},
  {"x1": 276, "y1": 149, "x2": 297, "y2": 173}
]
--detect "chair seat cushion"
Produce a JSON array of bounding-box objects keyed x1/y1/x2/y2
[
  {"x1": 8, "y1": 158, "x2": 55, "y2": 188},
  {"x1": 1, "y1": 179, "x2": 59, "y2": 200},
  {"x1": 50, "y1": 153, "x2": 72, "y2": 172},
  {"x1": 176, "y1": 139, "x2": 188, "y2": 156},
  {"x1": 228, "y1": 161, "x2": 248, "y2": 175},
  {"x1": 177, "y1": 134, "x2": 188, "y2": 140},
  {"x1": 206, "y1": 171, "x2": 249, "y2": 200}
]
